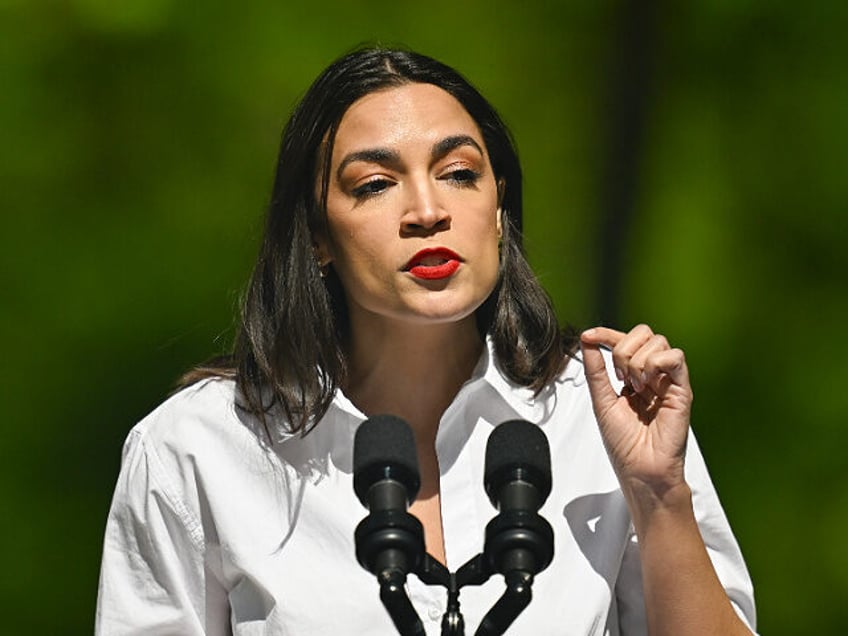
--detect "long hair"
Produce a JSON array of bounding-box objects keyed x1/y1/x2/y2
[{"x1": 182, "y1": 47, "x2": 578, "y2": 435}]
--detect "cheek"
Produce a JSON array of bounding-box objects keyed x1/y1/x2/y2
[
  {"x1": 473, "y1": 205, "x2": 503, "y2": 247},
  {"x1": 470, "y1": 214, "x2": 502, "y2": 283},
  {"x1": 328, "y1": 227, "x2": 396, "y2": 291},
  {"x1": 333, "y1": 224, "x2": 386, "y2": 261}
]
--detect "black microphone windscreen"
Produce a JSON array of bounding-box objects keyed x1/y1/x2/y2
[
  {"x1": 353, "y1": 414, "x2": 420, "y2": 504},
  {"x1": 484, "y1": 419, "x2": 552, "y2": 502}
]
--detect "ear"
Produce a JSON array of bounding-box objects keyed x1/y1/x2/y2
[
  {"x1": 312, "y1": 231, "x2": 333, "y2": 267},
  {"x1": 496, "y1": 178, "x2": 506, "y2": 238}
]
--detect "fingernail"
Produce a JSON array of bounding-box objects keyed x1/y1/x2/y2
[
  {"x1": 615, "y1": 366, "x2": 624, "y2": 381},
  {"x1": 631, "y1": 374, "x2": 642, "y2": 392},
  {"x1": 640, "y1": 371, "x2": 648, "y2": 387}
]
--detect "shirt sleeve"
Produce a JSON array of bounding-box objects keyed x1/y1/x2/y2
[
  {"x1": 95, "y1": 427, "x2": 227, "y2": 635},
  {"x1": 685, "y1": 433, "x2": 758, "y2": 633},
  {"x1": 613, "y1": 430, "x2": 758, "y2": 635},
  {"x1": 613, "y1": 526, "x2": 648, "y2": 634}
]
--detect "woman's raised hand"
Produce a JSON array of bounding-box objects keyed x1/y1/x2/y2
[{"x1": 579, "y1": 325, "x2": 693, "y2": 500}]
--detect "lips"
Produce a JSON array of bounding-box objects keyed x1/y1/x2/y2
[{"x1": 403, "y1": 247, "x2": 462, "y2": 280}]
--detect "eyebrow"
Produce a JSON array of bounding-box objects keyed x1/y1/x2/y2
[
  {"x1": 431, "y1": 135, "x2": 484, "y2": 161},
  {"x1": 336, "y1": 148, "x2": 401, "y2": 181},
  {"x1": 335, "y1": 135, "x2": 485, "y2": 181}
]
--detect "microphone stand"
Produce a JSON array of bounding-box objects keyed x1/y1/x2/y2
[
  {"x1": 354, "y1": 418, "x2": 553, "y2": 635},
  {"x1": 407, "y1": 503, "x2": 553, "y2": 636},
  {"x1": 472, "y1": 571, "x2": 533, "y2": 636},
  {"x1": 358, "y1": 512, "x2": 551, "y2": 635},
  {"x1": 408, "y1": 552, "x2": 529, "y2": 636},
  {"x1": 356, "y1": 509, "x2": 429, "y2": 636}
]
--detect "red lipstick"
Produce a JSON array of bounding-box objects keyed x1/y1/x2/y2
[{"x1": 404, "y1": 247, "x2": 462, "y2": 280}]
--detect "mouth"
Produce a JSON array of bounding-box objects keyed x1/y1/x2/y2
[{"x1": 403, "y1": 247, "x2": 462, "y2": 280}]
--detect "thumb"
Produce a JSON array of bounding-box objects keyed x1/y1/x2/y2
[{"x1": 580, "y1": 331, "x2": 619, "y2": 417}]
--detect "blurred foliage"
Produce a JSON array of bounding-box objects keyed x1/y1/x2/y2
[{"x1": 1, "y1": 1, "x2": 846, "y2": 633}]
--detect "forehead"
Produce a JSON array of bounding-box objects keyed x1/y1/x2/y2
[{"x1": 331, "y1": 83, "x2": 485, "y2": 157}]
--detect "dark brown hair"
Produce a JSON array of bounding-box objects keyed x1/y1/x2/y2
[{"x1": 182, "y1": 47, "x2": 578, "y2": 435}]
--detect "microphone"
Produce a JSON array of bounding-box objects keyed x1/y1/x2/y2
[
  {"x1": 353, "y1": 414, "x2": 421, "y2": 512},
  {"x1": 477, "y1": 420, "x2": 554, "y2": 635},
  {"x1": 484, "y1": 419, "x2": 552, "y2": 522},
  {"x1": 353, "y1": 415, "x2": 426, "y2": 636}
]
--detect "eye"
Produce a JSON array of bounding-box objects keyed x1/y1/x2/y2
[
  {"x1": 442, "y1": 168, "x2": 481, "y2": 188},
  {"x1": 351, "y1": 178, "x2": 394, "y2": 199}
]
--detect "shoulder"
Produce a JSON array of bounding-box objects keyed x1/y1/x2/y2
[
  {"x1": 121, "y1": 378, "x2": 267, "y2": 488},
  {"x1": 133, "y1": 378, "x2": 241, "y2": 447}
]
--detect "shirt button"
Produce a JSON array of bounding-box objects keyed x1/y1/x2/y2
[{"x1": 428, "y1": 606, "x2": 442, "y2": 621}]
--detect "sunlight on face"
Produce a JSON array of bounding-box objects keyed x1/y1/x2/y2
[{"x1": 316, "y1": 83, "x2": 502, "y2": 333}]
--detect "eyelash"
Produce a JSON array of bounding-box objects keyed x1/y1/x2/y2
[
  {"x1": 351, "y1": 169, "x2": 481, "y2": 200},
  {"x1": 351, "y1": 179, "x2": 393, "y2": 199},
  {"x1": 443, "y1": 168, "x2": 481, "y2": 187}
]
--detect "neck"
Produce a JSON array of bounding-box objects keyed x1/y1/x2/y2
[{"x1": 344, "y1": 315, "x2": 483, "y2": 443}]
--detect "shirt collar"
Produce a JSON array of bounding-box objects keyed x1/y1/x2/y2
[
  {"x1": 272, "y1": 335, "x2": 584, "y2": 444},
  {"x1": 477, "y1": 337, "x2": 561, "y2": 424},
  {"x1": 334, "y1": 336, "x2": 582, "y2": 425}
]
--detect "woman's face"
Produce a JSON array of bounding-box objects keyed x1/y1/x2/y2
[{"x1": 316, "y1": 83, "x2": 502, "y2": 332}]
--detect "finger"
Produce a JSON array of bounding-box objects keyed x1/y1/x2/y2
[
  {"x1": 579, "y1": 326, "x2": 626, "y2": 348},
  {"x1": 643, "y1": 347, "x2": 691, "y2": 396},
  {"x1": 579, "y1": 335, "x2": 620, "y2": 416},
  {"x1": 610, "y1": 324, "x2": 655, "y2": 387},
  {"x1": 627, "y1": 333, "x2": 670, "y2": 392},
  {"x1": 580, "y1": 326, "x2": 628, "y2": 382}
]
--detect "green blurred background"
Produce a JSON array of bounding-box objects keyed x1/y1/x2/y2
[{"x1": 2, "y1": 0, "x2": 846, "y2": 633}]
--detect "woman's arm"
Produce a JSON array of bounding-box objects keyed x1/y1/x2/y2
[
  {"x1": 96, "y1": 428, "x2": 226, "y2": 635},
  {"x1": 580, "y1": 325, "x2": 753, "y2": 635}
]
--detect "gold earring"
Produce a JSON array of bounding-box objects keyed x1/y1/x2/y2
[{"x1": 316, "y1": 258, "x2": 329, "y2": 278}]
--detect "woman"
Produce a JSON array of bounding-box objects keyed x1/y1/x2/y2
[{"x1": 96, "y1": 48, "x2": 756, "y2": 634}]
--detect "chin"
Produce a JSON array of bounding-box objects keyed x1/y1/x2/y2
[
  {"x1": 401, "y1": 297, "x2": 485, "y2": 326},
  {"x1": 351, "y1": 284, "x2": 496, "y2": 329}
]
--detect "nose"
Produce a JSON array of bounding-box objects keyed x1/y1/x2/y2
[{"x1": 400, "y1": 180, "x2": 451, "y2": 236}]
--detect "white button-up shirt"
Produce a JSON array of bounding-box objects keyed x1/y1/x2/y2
[{"x1": 96, "y1": 342, "x2": 756, "y2": 634}]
